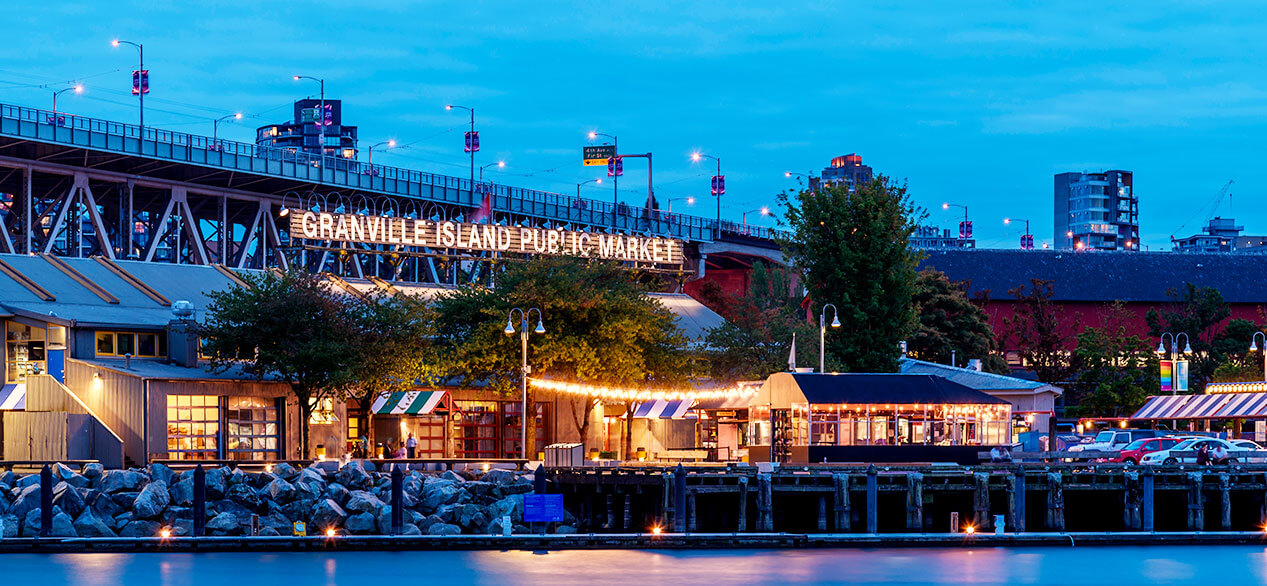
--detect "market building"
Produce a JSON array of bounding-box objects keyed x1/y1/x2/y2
[{"x1": 899, "y1": 358, "x2": 1063, "y2": 435}]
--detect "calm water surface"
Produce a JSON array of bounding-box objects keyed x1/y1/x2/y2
[{"x1": 5, "y1": 546, "x2": 1267, "y2": 585}]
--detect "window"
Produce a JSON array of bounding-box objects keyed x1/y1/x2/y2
[
  {"x1": 95, "y1": 331, "x2": 161, "y2": 357},
  {"x1": 226, "y1": 397, "x2": 280, "y2": 461},
  {"x1": 308, "y1": 397, "x2": 338, "y2": 424},
  {"x1": 167, "y1": 395, "x2": 220, "y2": 460},
  {"x1": 7, "y1": 321, "x2": 46, "y2": 383},
  {"x1": 455, "y1": 400, "x2": 499, "y2": 458}
]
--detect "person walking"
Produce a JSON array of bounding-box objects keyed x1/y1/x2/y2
[{"x1": 406, "y1": 433, "x2": 417, "y2": 459}]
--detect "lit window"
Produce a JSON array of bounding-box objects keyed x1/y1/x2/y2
[
  {"x1": 341, "y1": 148, "x2": 355, "y2": 159},
  {"x1": 309, "y1": 397, "x2": 339, "y2": 424}
]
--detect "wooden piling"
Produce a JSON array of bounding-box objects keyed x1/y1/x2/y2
[
  {"x1": 606, "y1": 492, "x2": 616, "y2": 531},
  {"x1": 1123, "y1": 470, "x2": 1141, "y2": 530},
  {"x1": 624, "y1": 493, "x2": 634, "y2": 532},
  {"x1": 737, "y1": 476, "x2": 749, "y2": 532},
  {"x1": 1218, "y1": 473, "x2": 1231, "y2": 530},
  {"x1": 866, "y1": 465, "x2": 878, "y2": 534},
  {"x1": 1045, "y1": 472, "x2": 1064, "y2": 532},
  {"x1": 818, "y1": 496, "x2": 827, "y2": 532},
  {"x1": 1142, "y1": 466, "x2": 1155, "y2": 532},
  {"x1": 906, "y1": 472, "x2": 924, "y2": 531},
  {"x1": 973, "y1": 472, "x2": 991, "y2": 531},
  {"x1": 833, "y1": 472, "x2": 851, "y2": 532},
  {"x1": 687, "y1": 493, "x2": 697, "y2": 532},
  {"x1": 1010, "y1": 466, "x2": 1026, "y2": 534},
  {"x1": 1186, "y1": 471, "x2": 1205, "y2": 531},
  {"x1": 757, "y1": 473, "x2": 774, "y2": 532}
]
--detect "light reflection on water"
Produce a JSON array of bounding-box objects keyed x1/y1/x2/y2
[{"x1": 6, "y1": 546, "x2": 1267, "y2": 585}]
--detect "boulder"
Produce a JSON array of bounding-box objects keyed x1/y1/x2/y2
[
  {"x1": 344, "y1": 490, "x2": 385, "y2": 515},
  {"x1": 344, "y1": 512, "x2": 376, "y2": 534},
  {"x1": 282, "y1": 499, "x2": 314, "y2": 524},
  {"x1": 112, "y1": 491, "x2": 141, "y2": 509},
  {"x1": 101, "y1": 470, "x2": 148, "y2": 494},
  {"x1": 419, "y1": 480, "x2": 462, "y2": 513},
  {"x1": 480, "y1": 469, "x2": 519, "y2": 486},
  {"x1": 457, "y1": 504, "x2": 486, "y2": 529},
  {"x1": 112, "y1": 512, "x2": 133, "y2": 531},
  {"x1": 500, "y1": 477, "x2": 534, "y2": 496},
  {"x1": 169, "y1": 478, "x2": 195, "y2": 507},
  {"x1": 309, "y1": 499, "x2": 347, "y2": 530},
  {"x1": 488, "y1": 494, "x2": 524, "y2": 523},
  {"x1": 264, "y1": 478, "x2": 296, "y2": 503},
  {"x1": 204, "y1": 468, "x2": 228, "y2": 499},
  {"x1": 417, "y1": 514, "x2": 443, "y2": 533},
  {"x1": 401, "y1": 522, "x2": 421, "y2": 536},
  {"x1": 9, "y1": 484, "x2": 41, "y2": 519},
  {"x1": 440, "y1": 470, "x2": 466, "y2": 483},
  {"x1": 335, "y1": 462, "x2": 372, "y2": 490},
  {"x1": 171, "y1": 519, "x2": 193, "y2": 537},
  {"x1": 21, "y1": 506, "x2": 77, "y2": 537},
  {"x1": 295, "y1": 479, "x2": 325, "y2": 501},
  {"x1": 73, "y1": 508, "x2": 116, "y2": 537},
  {"x1": 403, "y1": 475, "x2": 423, "y2": 499},
  {"x1": 211, "y1": 498, "x2": 253, "y2": 518},
  {"x1": 226, "y1": 483, "x2": 262, "y2": 511},
  {"x1": 324, "y1": 482, "x2": 350, "y2": 505},
  {"x1": 1, "y1": 513, "x2": 18, "y2": 538},
  {"x1": 0, "y1": 491, "x2": 9, "y2": 515},
  {"x1": 82, "y1": 463, "x2": 104, "y2": 483},
  {"x1": 227, "y1": 468, "x2": 249, "y2": 486},
  {"x1": 259, "y1": 527, "x2": 282, "y2": 537},
  {"x1": 133, "y1": 481, "x2": 170, "y2": 519},
  {"x1": 205, "y1": 512, "x2": 241, "y2": 533},
  {"x1": 52, "y1": 482, "x2": 86, "y2": 518},
  {"x1": 18, "y1": 474, "x2": 41, "y2": 489},
  {"x1": 149, "y1": 463, "x2": 175, "y2": 487},
  {"x1": 554, "y1": 524, "x2": 577, "y2": 534},
  {"x1": 464, "y1": 481, "x2": 497, "y2": 503},
  {"x1": 0, "y1": 470, "x2": 15, "y2": 486},
  {"x1": 427, "y1": 522, "x2": 461, "y2": 536},
  {"x1": 297, "y1": 466, "x2": 327, "y2": 486},
  {"x1": 272, "y1": 463, "x2": 301, "y2": 481},
  {"x1": 119, "y1": 520, "x2": 162, "y2": 537}
]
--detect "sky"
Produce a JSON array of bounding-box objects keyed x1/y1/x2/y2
[{"x1": 4, "y1": 1, "x2": 1267, "y2": 249}]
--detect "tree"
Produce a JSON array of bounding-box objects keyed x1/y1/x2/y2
[
  {"x1": 704, "y1": 261, "x2": 822, "y2": 379},
  {"x1": 778, "y1": 175, "x2": 922, "y2": 373},
  {"x1": 999, "y1": 279, "x2": 1071, "y2": 384},
  {"x1": 434, "y1": 257, "x2": 694, "y2": 458},
  {"x1": 201, "y1": 270, "x2": 358, "y2": 458},
  {"x1": 1145, "y1": 283, "x2": 1231, "y2": 392},
  {"x1": 907, "y1": 268, "x2": 1007, "y2": 373},
  {"x1": 1209, "y1": 318, "x2": 1264, "y2": 383},
  {"x1": 343, "y1": 291, "x2": 439, "y2": 451},
  {"x1": 1067, "y1": 303, "x2": 1158, "y2": 417}
]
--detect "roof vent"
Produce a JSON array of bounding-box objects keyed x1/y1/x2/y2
[{"x1": 172, "y1": 300, "x2": 195, "y2": 319}]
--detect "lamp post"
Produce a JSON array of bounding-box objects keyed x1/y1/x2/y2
[
  {"x1": 212, "y1": 112, "x2": 243, "y2": 144},
  {"x1": 110, "y1": 39, "x2": 144, "y2": 132},
  {"x1": 692, "y1": 152, "x2": 722, "y2": 227},
  {"x1": 943, "y1": 202, "x2": 969, "y2": 240},
  {"x1": 819, "y1": 304, "x2": 841, "y2": 373},
  {"x1": 480, "y1": 161, "x2": 505, "y2": 192},
  {"x1": 446, "y1": 104, "x2": 476, "y2": 194},
  {"x1": 576, "y1": 178, "x2": 602, "y2": 199},
  {"x1": 505, "y1": 308, "x2": 545, "y2": 458},
  {"x1": 589, "y1": 131, "x2": 618, "y2": 226},
  {"x1": 1004, "y1": 217, "x2": 1033, "y2": 249},
  {"x1": 743, "y1": 207, "x2": 770, "y2": 226},
  {"x1": 292, "y1": 75, "x2": 325, "y2": 161},
  {"x1": 1155, "y1": 332, "x2": 1193, "y2": 395},
  {"x1": 367, "y1": 139, "x2": 396, "y2": 167},
  {"x1": 1251, "y1": 332, "x2": 1267, "y2": 382},
  {"x1": 51, "y1": 84, "x2": 83, "y2": 118},
  {"x1": 667, "y1": 196, "x2": 694, "y2": 213}
]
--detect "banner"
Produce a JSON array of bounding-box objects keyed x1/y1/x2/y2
[
  {"x1": 1174, "y1": 359, "x2": 1189, "y2": 393},
  {"x1": 1160, "y1": 360, "x2": 1173, "y2": 392}
]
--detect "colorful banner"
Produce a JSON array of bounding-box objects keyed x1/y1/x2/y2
[
  {"x1": 1174, "y1": 359, "x2": 1189, "y2": 393},
  {"x1": 1160, "y1": 360, "x2": 1173, "y2": 392}
]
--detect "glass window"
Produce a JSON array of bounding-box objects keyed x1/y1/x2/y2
[
  {"x1": 226, "y1": 396, "x2": 280, "y2": 461},
  {"x1": 116, "y1": 333, "x2": 136, "y2": 356},
  {"x1": 167, "y1": 395, "x2": 220, "y2": 460},
  {"x1": 7, "y1": 321, "x2": 47, "y2": 383},
  {"x1": 137, "y1": 333, "x2": 157, "y2": 357},
  {"x1": 455, "y1": 400, "x2": 499, "y2": 458},
  {"x1": 95, "y1": 332, "x2": 115, "y2": 355}
]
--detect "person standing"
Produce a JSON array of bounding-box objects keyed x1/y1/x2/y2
[{"x1": 406, "y1": 433, "x2": 417, "y2": 459}]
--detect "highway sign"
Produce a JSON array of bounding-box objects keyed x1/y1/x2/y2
[{"x1": 583, "y1": 145, "x2": 616, "y2": 166}]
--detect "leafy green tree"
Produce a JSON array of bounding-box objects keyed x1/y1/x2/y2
[
  {"x1": 1210, "y1": 318, "x2": 1265, "y2": 383},
  {"x1": 704, "y1": 261, "x2": 822, "y2": 379},
  {"x1": 343, "y1": 291, "x2": 440, "y2": 451},
  {"x1": 1067, "y1": 303, "x2": 1158, "y2": 417},
  {"x1": 907, "y1": 268, "x2": 1007, "y2": 373},
  {"x1": 1000, "y1": 279, "x2": 1071, "y2": 384},
  {"x1": 1145, "y1": 283, "x2": 1232, "y2": 392},
  {"x1": 434, "y1": 257, "x2": 694, "y2": 458},
  {"x1": 201, "y1": 270, "x2": 358, "y2": 458},
  {"x1": 777, "y1": 175, "x2": 922, "y2": 373}
]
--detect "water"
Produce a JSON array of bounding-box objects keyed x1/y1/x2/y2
[{"x1": 4, "y1": 546, "x2": 1266, "y2": 585}]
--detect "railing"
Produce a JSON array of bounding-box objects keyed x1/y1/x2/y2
[{"x1": 0, "y1": 101, "x2": 791, "y2": 244}]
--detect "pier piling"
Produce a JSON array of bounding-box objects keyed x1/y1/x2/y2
[
  {"x1": 906, "y1": 472, "x2": 923, "y2": 531},
  {"x1": 832, "y1": 472, "x2": 851, "y2": 532},
  {"x1": 193, "y1": 465, "x2": 206, "y2": 537},
  {"x1": 1045, "y1": 472, "x2": 1064, "y2": 532},
  {"x1": 866, "y1": 465, "x2": 878, "y2": 534}
]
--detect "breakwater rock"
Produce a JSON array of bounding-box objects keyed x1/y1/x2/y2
[{"x1": 0, "y1": 462, "x2": 569, "y2": 538}]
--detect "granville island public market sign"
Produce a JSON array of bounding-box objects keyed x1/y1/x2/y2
[{"x1": 289, "y1": 210, "x2": 685, "y2": 266}]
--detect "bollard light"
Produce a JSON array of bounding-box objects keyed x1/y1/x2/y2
[
  {"x1": 651, "y1": 526, "x2": 662, "y2": 535},
  {"x1": 326, "y1": 527, "x2": 337, "y2": 538},
  {"x1": 159, "y1": 527, "x2": 171, "y2": 539},
  {"x1": 964, "y1": 525, "x2": 975, "y2": 534}
]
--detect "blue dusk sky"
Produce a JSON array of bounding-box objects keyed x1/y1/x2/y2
[{"x1": 4, "y1": 2, "x2": 1266, "y2": 249}]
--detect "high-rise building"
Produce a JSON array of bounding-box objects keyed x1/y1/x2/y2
[
  {"x1": 256, "y1": 99, "x2": 358, "y2": 160},
  {"x1": 821, "y1": 154, "x2": 873, "y2": 192},
  {"x1": 1054, "y1": 170, "x2": 1137, "y2": 251}
]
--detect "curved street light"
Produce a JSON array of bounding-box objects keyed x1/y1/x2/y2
[
  {"x1": 111, "y1": 39, "x2": 144, "y2": 131},
  {"x1": 212, "y1": 112, "x2": 243, "y2": 144},
  {"x1": 576, "y1": 177, "x2": 602, "y2": 199},
  {"x1": 293, "y1": 75, "x2": 325, "y2": 160},
  {"x1": 590, "y1": 131, "x2": 619, "y2": 227},
  {"x1": 367, "y1": 139, "x2": 396, "y2": 167},
  {"x1": 742, "y1": 206, "x2": 770, "y2": 226},
  {"x1": 506, "y1": 307, "x2": 545, "y2": 456},
  {"x1": 1251, "y1": 332, "x2": 1267, "y2": 382},
  {"x1": 667, "y1": 196, "x2": 694, "y2": 213},
  {"x1": 446, "y1": 104, "x2": 476, "y2": 190},
  {"x1": 1156, "y1": 332, "x2": 1193, "y2": 395},
  {"x1": 692, "y1": 152, "x2": 722, "y2": 225},
  {"x1": 820, "y1": 304, "x2": 841, "y2": 373},
  {"x1": 1004, "y1": 217, "x2": 1033, "y2": 250},
  {"x1": 51, "y1": 84, "x2": 83, "y2": 120}
]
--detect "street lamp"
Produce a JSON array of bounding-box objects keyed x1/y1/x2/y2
[
  {"x1": 590, "y1": 131, "x2": 619, "y2": 226},
  {"x1": 1156, "y1": 332, "x2": 1193, "y2": 395},
  {"x1": 505, "y1": 308, "x2": 545, "y2": 458},
  {"x1": 51, "y1": 84, "x2": 83, "y2": 118},
  {"x1": 819, "y1": 304, "x2": 841, "y2": 373},
  {"x1": 212, "y1": 112, "x2": 243, "y2": 144},
  {"x1": 743, "y1": 206, "x2": 770, "y2": 226},
  {"x1": 367, "y1": 139, "x2": 396, "y2": 167},
  {"x1": 943, "y1": 202, "x2": 969, "y2": 240},
  {"x1": 446, "y1": 104, "x2": 476, "y2": 193},
  {"x1": 1250, "y1": 332, "x2": 1267, "y2": 382},
  {"x1": 576, "y1": 178, "x2": 602, "y2": 199},
  {"x1": 1004, "y1": 217, "x2": 1033, "y2": 250},
  {"x1": 667, "y1": 196, "x2": 694, "y2": 213},
  {"x1": 480, "y1": 160, "x2": 505, "y2": 187},
  {"x1": 691, "y1": 152, "x2": 722, "y2": 226},
  {"x1": 111, "y1": 39, "x2": 144, "y2": 132},
  {"x1": 293, "y1": 75, "x2": 325, "y2": 160}
]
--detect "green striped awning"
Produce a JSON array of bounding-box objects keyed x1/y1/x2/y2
[{"x1": 370, "y1": 390, "x2": 446, "y2": 415}]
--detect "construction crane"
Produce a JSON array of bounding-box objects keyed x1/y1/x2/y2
[{"x1": 1170, "y1": 180, "x2": 1234, "y2": 242}]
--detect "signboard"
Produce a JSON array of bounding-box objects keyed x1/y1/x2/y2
[
  {"x1": 1174, "y1": 359, "x2": 1189, "y2": 392},
  {"x1": 523, "y1": 494, "x2": 565, "y2": 523},
  {"x1": 959, "y1": 221, "x2": 973, "y2": 239},
  {"x1": 583, "y1": 145, "x2": 616, "y2": 166},
  {"x1": 465, "y1": 131, "x2": 479, "y2": 153},
  {"x1": 1160, "y1": 360, "x2": 1173, "y2": 392},
  {"x1": 607, "y1": 156, "x2": 623, "y2": 177},
  {"x1": 288, "y1": 210, "x2": 685, "y2": 266},
  {"x1": 131, "y1": 70, "x2": 149, "y2": 95},
  {"x1": 711, "y1": 175, "x2": 725, "y2": 196}
]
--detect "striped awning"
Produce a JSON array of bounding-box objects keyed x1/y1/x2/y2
[
  {"x1": 630, "y1": 399, "x2": 693, "y2": 419},
  {"x1": 1214, "y1": 393, "x2": 1267, "y2": 418},
  {"x1": 1172, "y1": 394, "x2": 1230, "y2": 419},
  {"x1": 0, "y1": 383, "x2": 25, "y2": 410},
  {"x1": 371, "y1": 390, "x2": 447, "y2": 415},
  {"x1": 1131, "y1": 395, "x2": 1188, "y2": 419}
]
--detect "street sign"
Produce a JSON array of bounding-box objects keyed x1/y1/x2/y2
[
  {"x1": 523, "y1": 494, "x2": 565, "y2": 523},
  {"x1": 465, "y1": 131, "x2": 480, "y2": 153},
  {"x1": 131, "y1": 70, "x2": 149, "y2": 95},
  {"x1": 583, "y1": 145, "x2": 616, "y2": 166}
]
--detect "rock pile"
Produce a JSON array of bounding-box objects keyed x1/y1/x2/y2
[{"x1": 0, "y1": 462, "x2": 573, "y2": 538}]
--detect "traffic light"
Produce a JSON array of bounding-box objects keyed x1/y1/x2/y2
[
  {"x1": 607, "y1": 156, "x2": 623, "y2": 177},
  {"x1": 711, "y1": 175, "x2": 725, "y2": 196},
  {"x1": 958, "y1": 220, "x2": 973, "y2": 239},
  {"x1": 465, "y1": 131, "x2": 479, "y2": 153},
  {"x1": 131, "y1": 70, "x2": 149, "y2": 95}
]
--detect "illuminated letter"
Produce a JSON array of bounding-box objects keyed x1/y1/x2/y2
[
  {"x1": 440, "y1": 222, "x2": 456, "y2": 247},
  {"x1": 546, "y1": 230, "x2": 561, "y2": 254},
  {"x1": 319, "y1": 213, "x2": 334, "y2": 239},
  {"x1": 414, "y1": 219, "x2": 427, "y2": 244},
  {"x1": 578, "y1": 233, "x2": 591, "y2": 256},
  {"x1": 520, "y1": 229, "x2": 533, "y2": 252},
  {"x1": 334, "y1": 216, "x2": 349, "y2": 241},
  {"x1": 301, "y1": 212, "x2": 318, "y2": 238}
]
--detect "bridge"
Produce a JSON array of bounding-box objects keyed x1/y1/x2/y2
[{"x1": 0, "y1": 101, "x2": 782, "y2": 288}]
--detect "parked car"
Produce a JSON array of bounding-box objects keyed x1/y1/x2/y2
[
  {"x1": 1068, "y1": 429, "x2": 1161, "y2": 454},
  {"x1": 1231, "y1": 439, "x2": 1263, "y2": 451},
  {"x1": 1139, "y1": 437, "x2": 1256, "y2": 465},
  {"x1": 1107, "y1": 437, "x2": 1181, "y2": 465}
]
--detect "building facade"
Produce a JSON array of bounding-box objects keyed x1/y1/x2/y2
[
  {"x1": 820, "y1": 154, "x2": 873, "y2": 192},
  {"x1": 911, "y1": 225, "x2": 976, "y2": 249},
  {"x1": 256, "y1": 99, "x2": 359, "y2": 160},
  {"x1": 1173, "y1": 217, "x2": 1242, "y2": 253},
  {"x1": 1054, "y1": 170, "x2": 1137, "y2": 251}
]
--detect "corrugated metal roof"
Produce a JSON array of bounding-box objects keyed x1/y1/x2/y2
[
  {"x1": 648, "y1": 293, "x2": 725, "y2": 341},
  {"x1": 899, "y1": 358, "x2": 1063, "y2": 396},
  {"x1": 73, "y1": 358, "x2": 283, "y2": 382},
  {"x1": 775, "y1": 373, "x2": 1011, "y2": 405}
]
